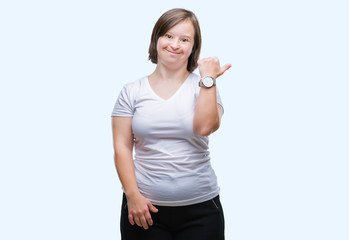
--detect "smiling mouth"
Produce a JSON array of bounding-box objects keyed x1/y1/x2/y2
[{"x1": 166, "y1": 49, "x2": 181, "y2": 55}]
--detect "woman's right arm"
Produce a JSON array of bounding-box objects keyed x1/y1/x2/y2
[{"x1": 112, "y1": 116, "x2": 158, "y2": 230}]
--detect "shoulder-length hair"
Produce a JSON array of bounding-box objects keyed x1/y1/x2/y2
[{"x1": 148, "y1": 8, "x2": 202, "y2": 73}]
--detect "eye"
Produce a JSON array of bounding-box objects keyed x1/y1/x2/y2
[
  {"x1": 165, "y1": 34, "x2": 172, "y2": 39},
  {"x1": 182, "y1": 38, "x2": 189, "y2": 42}
]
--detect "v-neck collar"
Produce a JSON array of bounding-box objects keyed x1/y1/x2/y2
[{"x1": 146, "y1": 73, "x2": 192, "y2": 101}]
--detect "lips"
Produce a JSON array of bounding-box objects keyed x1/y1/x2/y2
[{"x1": 166, "y1": 49, "x2": 181, "y2": 55}]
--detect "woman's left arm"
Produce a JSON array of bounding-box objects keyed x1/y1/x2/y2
[{"x1": 193, "y1": 57, "x2": 231, "y2": 136}]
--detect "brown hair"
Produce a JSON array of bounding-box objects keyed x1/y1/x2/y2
[{"x1": 148, "y1": 8, "x2": 202, "y2": 73}]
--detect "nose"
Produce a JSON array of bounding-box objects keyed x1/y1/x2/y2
[{"x1": 169, "y1": 39, "x2": 180, "y2": 50}]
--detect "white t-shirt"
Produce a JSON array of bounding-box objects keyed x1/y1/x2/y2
[{"x1": 111, "y1": 73, "x2": 223, "y2": 206}]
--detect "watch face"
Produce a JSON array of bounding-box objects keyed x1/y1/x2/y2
[{"x1": 203, "y1": 77, "x2": 214, "y2": 87}]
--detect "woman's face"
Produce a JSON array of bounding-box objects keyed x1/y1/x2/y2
[{"x1": 156, "y1": 20, "x2": 195, "y2": 70}]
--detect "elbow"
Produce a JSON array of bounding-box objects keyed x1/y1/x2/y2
[
  {"x1": 193, "y1": 122, "x2": 220, "y2": 137},
  {"x1": 193, "y1": 114, "x2": 221, "y2": 137},
  {"x1": 194, "y1": 127, "x2": 212, "y2": 137}
]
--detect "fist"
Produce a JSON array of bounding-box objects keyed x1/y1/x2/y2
[{"x1": 197, "y1": 57, "x2": 231, "y2": 79}]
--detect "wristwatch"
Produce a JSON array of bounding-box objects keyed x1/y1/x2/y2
[{"x1": 198, "y1": 76, "x2": 216, "y2": 88}]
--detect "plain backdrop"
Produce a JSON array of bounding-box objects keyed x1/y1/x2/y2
[{"x1": 0, "y1": 0, "x2": 348, "y2": 239}]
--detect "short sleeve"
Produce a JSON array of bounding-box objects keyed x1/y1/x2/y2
[{"x1": 111, "y1": 85, "x2": 134, "y2": 117}]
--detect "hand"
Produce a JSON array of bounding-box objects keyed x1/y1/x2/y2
[
  {"x1": 197, "y1": 57, "x2": 231, "y2": 79},
  {"x1": 126, "y1": 193, "x2": 158, "y2": 230}
]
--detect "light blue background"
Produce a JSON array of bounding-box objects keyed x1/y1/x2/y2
[{"x1": 1, "y1": 0, "x2": 348, "y2": 239}]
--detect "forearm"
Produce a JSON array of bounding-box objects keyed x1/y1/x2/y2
[
  {"x1": 112, "y1": 117, "x2": 140, "y2": 198},
  {"x1": 114, "y1": 147, "x2": 140, "y2": 198},
  {"x1": 194, "y1": 57, "x2": 230, "y2": 136},
  {"x1": 193, "y1": 86, "x2": 220, "y2": 136}
]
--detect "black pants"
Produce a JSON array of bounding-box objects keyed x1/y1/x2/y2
[{"x1": 120, "y1": 194, "x2": 225, "y2": 240}]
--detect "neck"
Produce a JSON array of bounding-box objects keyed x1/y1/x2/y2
[{"x1": 149, "y1": 64, "x2": 190, "y2": 83}]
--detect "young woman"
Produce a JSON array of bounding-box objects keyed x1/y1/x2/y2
[{"x1": 111, "y1": 8, "x2": 231, "y2": 240}]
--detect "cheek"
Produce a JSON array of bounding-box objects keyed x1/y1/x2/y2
[
  {"x1": 157, "y1": 37, "x2": 167, "y2": 48},
  {"x1": 186, "y1": 45, "x2": 194, "y2": 55},
  {"x1": 156, "y1": 40, "x2": 161, "y2": 51},
  {"x1": 156, "y1": 40, "x2": 164, "y2": 57}
]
